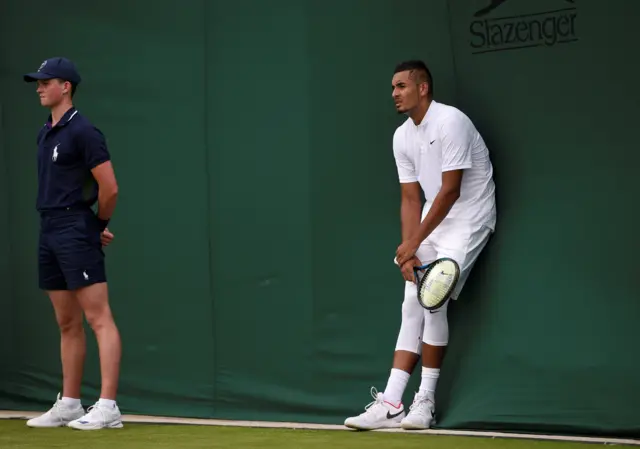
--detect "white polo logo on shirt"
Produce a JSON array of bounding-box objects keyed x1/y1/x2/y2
[
  {"x1": 83, "y1": 271, "x2": 89, "y2": 280},
  {"x1": 52, "y1": 144, "x2": 59, "y2": 162}
]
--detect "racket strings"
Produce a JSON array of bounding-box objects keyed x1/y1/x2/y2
[{"x1": 417, "y1": 260, "x2": 460, "y2": 308}]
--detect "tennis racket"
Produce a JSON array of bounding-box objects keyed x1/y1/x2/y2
[
  {"x1": 395, "y1": 257, "x2": 461, "y2": 310},
  {"x1": 413, "y1": 257, "x2": 460, "y2": 310}
]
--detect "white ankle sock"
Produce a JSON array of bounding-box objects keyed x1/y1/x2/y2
[
  {"x1": 61, "y1": 397, "x2": 81, "y2": 408},
  {"x1": 419, "y1": 367, "x2": 440, "y2": 397},
  {"x1": 98, "y1": 398, "x2": 117, "y2": 408},
  {"x1": 383, "y1": 368, "x2": 410, "y2": 406}
]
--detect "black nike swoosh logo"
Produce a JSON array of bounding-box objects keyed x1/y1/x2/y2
[
  {"x1": 430, "y1": 140, "x2": 436, "y2": 144},
  {"x1": 387, "y1": 409, "x2": 404, "y2": 419}
]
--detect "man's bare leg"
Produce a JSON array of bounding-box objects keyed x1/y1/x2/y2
[
  {"x1": 66, "y1": 281, "x2": 123, "y2": 430},
  {"x1": 344, "y1": 267, "x2": 428, "y2": 430},
  {"x1": 422, "y1": 343, "x2": 446, "y2": 369},
  {"x1": 420, "y1": 342, "x2": 446, "y2": 398},
  {"x1": 391, "y1": 350, "x2": 420, "y2": 373},
  {"x1": 343, "y1": 349, "x2": 420, "y2": 430},
  {"x1": 75, "y1": 282, "x2": 121, "y2": 400},
  {"x1": 377, "y1": 349, "x2": 420, "y2": 413},
  {"x1": 419, "y1": 308, "x2": 449, "y2": 399},
  {"x1": 399, "y1": 321, "x2": 449, "y2": 430},
  {"x1": 386, "y1": 345, "x2": 445, "y2": 404},
  {"x1": 25, "y1": 292, "x2": 87, "y2": 428},
  {"x1": 48, "y1": 290, "x2": 85, "y2": 400}
]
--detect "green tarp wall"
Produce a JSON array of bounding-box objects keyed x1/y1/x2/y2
[
  {"x1": 0, "y1": 54, "x2": 11, "y2": 396},
  {"x1": 0, "y1": 0, "x2": 638, "y2": 438}
]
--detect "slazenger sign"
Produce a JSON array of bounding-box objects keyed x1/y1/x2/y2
[{"x1": 469, "y1": 0, "x2": 578, "y2": 54}]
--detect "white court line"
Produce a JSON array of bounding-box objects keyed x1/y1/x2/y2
[{"x1": 1, "y1": 410, "x2": 638, "y2": 446}]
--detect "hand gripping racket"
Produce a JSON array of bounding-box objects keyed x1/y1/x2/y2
[{"x1": 395, "y1": 257, "x2": 461, "y2": 311}]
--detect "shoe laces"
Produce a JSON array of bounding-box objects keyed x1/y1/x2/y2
[
  {"x1": 35, "y1": 394, "x2": 68, "y2": 424},
  {"x1": 408, "y1": 392, "x2": 432, "y2": 417},
  {"x1": 45, "y1": 394, "x2": 64, "y2": 417},
  {"x1": 362, "y1": 387, "x2": 386, "y2": 414},
  {"x1": 45, "y1": 402, "x2": 63, "y2": 420},
  {"x1": 79, "y1": 402, "x2": 110, "y2": 425}
]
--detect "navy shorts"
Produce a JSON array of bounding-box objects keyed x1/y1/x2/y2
[{"x1": 38, "y1": 209, "x2": 107, "y2": 291}]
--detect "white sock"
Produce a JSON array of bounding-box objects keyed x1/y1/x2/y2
[
  {"x1": 60, "y1": 397, "x2": 81, "y2": 408},
  {"x1": 383, "y1": 368, "x2": 410, "y2": 406},
  {"x1": 419, "y1": 367, "x2": 440, "y2": 397},
  {"x1": 98, "y1": 398, "x2": 117, "y2": 408}
]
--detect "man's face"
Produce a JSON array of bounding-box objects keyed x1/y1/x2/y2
[
  {"x1": 36, "y1": 79, "x2": 67, "y2": 107},
  {"x1": 391, "y1": 70, "x2": 426, "y2": 114}
]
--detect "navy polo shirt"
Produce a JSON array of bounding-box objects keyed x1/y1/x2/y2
[{"x1": 36, "y1": 107, "x2": 111, "y2": 213}]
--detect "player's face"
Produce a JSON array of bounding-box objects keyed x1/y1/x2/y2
[
  {"x1": 36, "y1": 79, "x2": 67, "y2": 107},
  {"x1": 391, "y1": 71, "x2": 424, "y2": 115}
]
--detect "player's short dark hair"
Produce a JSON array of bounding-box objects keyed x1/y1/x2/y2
[{"x1": 394, "y1": 60, "x2": 434, "y2": 97}]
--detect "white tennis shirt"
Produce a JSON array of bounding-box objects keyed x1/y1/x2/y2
[{"x1": 393, "y1": 100, "x2": 496, "y2": 231}]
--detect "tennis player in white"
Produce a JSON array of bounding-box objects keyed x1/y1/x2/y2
[{"x1": 344, "y1": 60, "x2": 496, "y2": 431}]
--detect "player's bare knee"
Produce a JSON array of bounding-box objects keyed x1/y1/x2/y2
[
  {"x1": 57, "y1": 312, "x2": 84, "y2": 335},
  {"x1": 85, "y1": 311, "x2": 115, "y2": 334},
  {"x1": 75, "y1": 283, "x2": 114, "y2": 329},
  {"x1": 82, "y1": 302, "x2": 115, "y2": 332},
  {"x1": 48, "y1": 291, "x2": 83, "y2": 335}
]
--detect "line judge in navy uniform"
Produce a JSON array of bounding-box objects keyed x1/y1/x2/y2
[{"x1": 23, "y1": 57, "x2": 124, "y2": 430}]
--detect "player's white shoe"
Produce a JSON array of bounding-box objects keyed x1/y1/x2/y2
[
  {"x1": 400, "y1": 391, "x2": 436, "y2": 430},
  {"x1": 344, "y1": 387, "x2": 405, "y2": 430},
  {"x1": 26, "y1": 393, "x2": 85, "y2": 428},
  {"x1": 67, "y1": 401, "x2": 123, "y2": 430}
]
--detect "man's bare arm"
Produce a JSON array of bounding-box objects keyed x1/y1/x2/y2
[
  {"x1": 400, "y1": 182, "x2": 422, "y2": 242},
  {"x1": 91, "y1": 160, "x2": 119, "y2": 226},
  {"x1": 410, "y1": 169, "x2": 462, "y2": 245},
  {"x1": 395, "y1": 169, "x2": 464, "y2": 266}
]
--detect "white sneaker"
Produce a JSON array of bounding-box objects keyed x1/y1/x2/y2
[
  {"x1": 400, "y1": 391, "x2": 435, "y2": 430},
  {"x1": 67, "y1": 401, "x2": 123, "y2": 430},
  {"x1": 26, "y1": 393, "x2": 85, "y2": 428},
  {"x1": 344, "y1": 387, "x2": 405, "y2": 430}
]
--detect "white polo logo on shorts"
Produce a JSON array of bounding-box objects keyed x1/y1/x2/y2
[
  {"x1": 83, "y1": 271, "x2": 89, "y2": 280},
  {"x1": 52, "y1": 144, "x2": 59, "y2": 162}
]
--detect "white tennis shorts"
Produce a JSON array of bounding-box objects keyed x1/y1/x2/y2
[
  {"x1": 415, "y1": 218, "x2": 493, "y2": 300},
  {"x1": 394, "y1": 218, "x2": 493, "y2": 351}
]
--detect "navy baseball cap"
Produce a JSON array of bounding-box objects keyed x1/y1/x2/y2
[{"x1": 23, "y1": 57, "x2": 81, "y2": 84}]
